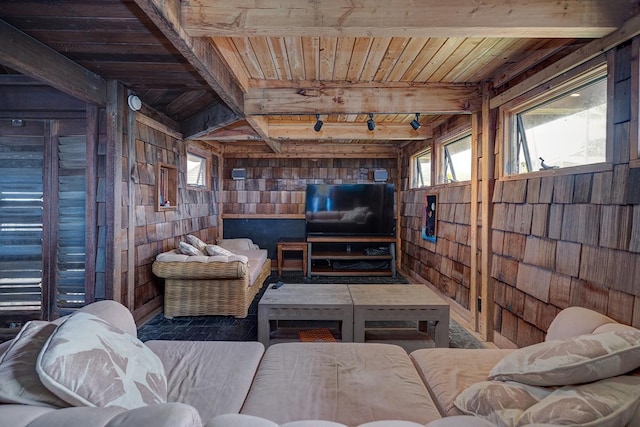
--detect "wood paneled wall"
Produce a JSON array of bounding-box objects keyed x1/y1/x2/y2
[
  {"x1": 400, "y1": 39, "x2": 640, "y2": 348},
  {"x1": 222, "y1": 158, "x2": 398, "y2": 216}
]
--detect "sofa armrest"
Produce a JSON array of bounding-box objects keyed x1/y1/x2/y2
[
  {"x1": 76, "y1": 300, "x2": 137, "y2": 337},
  {"x1": 12, "y1": 403, "x2": 202, "y2": 427},
  {"x1": 545, "y1": 306, "x2": 617, "y2": 341}
]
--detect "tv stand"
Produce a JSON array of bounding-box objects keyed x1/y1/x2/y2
[{"x1": 306, "y1": 236, "x2": 396, "y2": 278}]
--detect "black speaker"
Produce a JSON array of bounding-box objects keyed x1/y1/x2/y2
[
  {"x1": 231, "y1": 168, "x2": 246, "y2": 180},
  {"x1": 373, "y1": 169, "x2": 388, "y2": 182}
]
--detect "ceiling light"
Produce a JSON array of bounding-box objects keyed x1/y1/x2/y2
[
  {"x1": 367, "y1": 113, "x2": 375, "y2": 131},
  {"x1": 127, "y1": 94, "x2": 142, "y2": 111},
  {"x1": 410, "y1": 113, "x2": 421, "y2": 130},
  {"x1": 314, "y1": 114, "x2": 323, "y2": 132}
]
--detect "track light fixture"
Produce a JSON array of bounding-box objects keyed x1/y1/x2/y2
[
  {"x1": 313, "y1": 114, "x2": 323, "y2": 132},
  {"x1": 410, "y1": 113, "x2": 421, "y2": 130},
  {"x1": 367, "y1": 113, "x2": 375, "y2": 131}
]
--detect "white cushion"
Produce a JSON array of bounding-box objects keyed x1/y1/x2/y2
[
  {"x1": 516, "y1": 376, "x2": 640, "y2": 427},
  {"x1": 454, "y1": 381, "x2": 551, "y2": 426},
  {"x1": 179, "y1": 241, "x2": 204, "y2": 256},
  {"x1": 217, "y1": 238, "x2": 259, "y2": 251},
  {"x1": 36, "y1": 311, "x2": 167, "y2": 409},
  {"x1": 186, "y1": 234, "x2": 208, "y2": 251},
  {"x1": 489, "y1": 329, "x2": 640, "y2": 386},
  {"x1": 0, "y1": 321, "x2": 69, "y2": 407},
  {"x1": 205, "y1": 244, "x2": 235, "y2": 257}
]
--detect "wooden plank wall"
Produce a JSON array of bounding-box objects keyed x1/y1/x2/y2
[
  {"x1": 401, "y1": 39, "x2": 640, "y2": 348},
  {"x1": 222, "y1": 158, "x2": 398, "y2": 216},
  {"x1": 126, "y1": 116, "x2": 220, "y2": 322}
]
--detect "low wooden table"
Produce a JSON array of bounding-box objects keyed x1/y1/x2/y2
[
  {"x1": 276, "y1": 239, "x2": 308, "y2": 276},
  {"x1": 348, "y1": 284, "x2": 450, "y2": 348},
  {"x1": 258, "y1": 283, "x2": 353, "y2": 347}
]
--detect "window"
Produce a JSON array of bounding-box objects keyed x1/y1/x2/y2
[
  {"x1": 187, "y1": 152, "x2": 208, "y2": 188},
  {"x1": 441, "y1": 134, "x2": 472, "y2": 183},
  {"x1": 506, "y1": 74, "x2": 607, "y2": 175},
  {"x1": 411, "y1": 148, "x2": 431, "y2": 188}
]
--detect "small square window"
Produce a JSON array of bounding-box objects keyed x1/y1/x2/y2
[
  {"x1": 187, "y1": 152, "x2": 207, "y2": 188},
  {"x1": 411, "y1": 148, "x2": 431, "y2": 188},
  {"x1": 441, "y1": 135, "x2": 472, "y2": 183}
]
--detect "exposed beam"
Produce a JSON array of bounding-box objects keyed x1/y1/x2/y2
[
  {"x1": 245, "y1": 115, "x2": 282, "y2": 153},
  {"x1": 133, "y1": 0, "x2": 245, "y2": 115},
  {"x1": 0, "y1": 19, "x2": 106, "y2": 105},
  {"x1": 182, "y1": 0, "x2": 633, "y2": 38},
  {"x1": 181, "y1": 101, "x2": 241, "y2": 140},
  {"x1": 223, "y1": 141, "x2": 399, "y2": 159},
  {"x1": 268, "y1": 122, "x2": 432, "y2": 141},
  {"x1": 491, "y1": 12, "x2": 640, "y2": 108},
  {"x1": 245, "y1": 85, "x2": 481, "y2": 115}
]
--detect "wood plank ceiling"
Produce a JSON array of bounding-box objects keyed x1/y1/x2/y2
[{"x1": 2, "y1": 0, "x2": 640, "y2": 151}]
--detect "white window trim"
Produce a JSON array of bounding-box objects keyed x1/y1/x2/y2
[
  {"x1": 437, "y1": 131, "x2": 472, "y2": 185},
  {"x1": 500, "y1": 61, "x2": 610, "y2": 177},
  {"x1": 186, "y1": 146, "x2": 211, "y2": 190},
  {"x1": 410, "y1": 146, "x2": 432, "y2": 189}
]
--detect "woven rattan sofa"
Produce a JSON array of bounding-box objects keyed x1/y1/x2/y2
[{"x1": 152, "y1": 239, "x2": 271, "y2": 319}]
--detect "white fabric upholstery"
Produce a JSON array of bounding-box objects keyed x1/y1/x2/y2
[
  {"x1": 146, "y1": 340, "x2": 264, "y2": 422},
  {"x1": 241, "y1": 343, "x2": 441, "y2": 426}
]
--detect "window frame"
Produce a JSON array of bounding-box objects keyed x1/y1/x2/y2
[
  {"x1": 186, "y1": 146, "x2": 211, "y2": 190},
  {"x1": 501, "y1": 61, "x2": 610, "y2": 178},
  {"x1": 410, "y1": 146, "x2": 433, "y2": 189},
  {"x1": 438, "y1": 131, "x2": 472, "y2": 185}
]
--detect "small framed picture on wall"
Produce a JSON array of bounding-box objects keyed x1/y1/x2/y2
[{"x1": 422, "y1": 193, "x2": 437, "y2": 242}]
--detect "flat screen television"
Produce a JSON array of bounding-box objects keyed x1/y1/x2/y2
[{"x1": 305, "y1": 183, "x2": 395, "y2": 236}]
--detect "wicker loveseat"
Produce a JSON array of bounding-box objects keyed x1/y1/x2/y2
[{"x1": 152, "y1": 239, "x2": 271, "y2": 319}]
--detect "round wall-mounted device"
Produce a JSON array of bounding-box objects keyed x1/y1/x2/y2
[{"x1": 127, "y1": 95, "x2": 142, "y2": 111}]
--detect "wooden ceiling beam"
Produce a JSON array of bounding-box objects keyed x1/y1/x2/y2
[
  {"x1": 133, "y1": 0, "x2": 245, "y2": 114},
  {"x1": 245, "y1": 115, "x2": 282, "y2": 153},
  {"x1": 0, "y1": 19, "x2": 107, "y2": 105},
  {"x1": 223, "y1": 141, "x2": 399, "y2": 159},
  {"x1": 244, "y1": 84, "x2": 481, "y2": 115},
  {"x1": 181, "y1": 100, "x2": 242, "y2": 140},
  {"x1": 181, "y1": 0, "x2": 635, "y2": 38},
  {"x1": 267, "y1": 122, "x2": 432, "y2": 141}
]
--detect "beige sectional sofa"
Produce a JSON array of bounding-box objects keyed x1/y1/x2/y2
[
  {"x1": 0, "y1": 300, "x2": 639, "y2": 427},
  {"x1": 152, "y1": 238, "x2": 271, "y2": 318}
]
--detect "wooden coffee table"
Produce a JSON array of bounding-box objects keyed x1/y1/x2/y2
[
  {"x1": 348, "y1": 284, "x2": 450, "y2": 348},
  {"x1": 258, "y1": 283, "x2": 353, "y2": 347}
]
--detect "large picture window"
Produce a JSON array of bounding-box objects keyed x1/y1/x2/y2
[{"x1": 506, "y1": 72, "x2": 607, "y2": 175}]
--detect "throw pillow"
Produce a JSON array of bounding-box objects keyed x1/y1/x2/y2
[
  {"x1": 454, "y1": 381, "x2": 551, "y2": 427},
  {"x1": 0, "y1": 321, "x2": 69, "y2": 407},
  {"x1": 516, "y1": 376, "x2": 640, "y2": 427},
  {"x1": 179, "y1": 241, "x2": 204, "y2": 256},
  {"x1": 217, "y1": 238, "x2": 258, "y2": 251},
  {"x1": 489, "y1": 329, "x2": 640, "y2": 386},
  {"x1": 186, "y1": 234, "x2": 207, "y2": 252},
  {"x1": 36, "y1": 311, "x2": 167, "y2": 409},
  {"x1": 205, "y1": 244, "x2": 235, "y2": 257}
]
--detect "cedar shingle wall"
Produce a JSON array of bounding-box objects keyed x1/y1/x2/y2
[
  {"x1": 128, "y1": 121, "x2": 219, "y2": 318},
  {"x1": 222, "y1": 158, "x2": 398, "y2": 215},
  {"x1": 401, "y1": 41, "x2": 640, "y2": 347}
]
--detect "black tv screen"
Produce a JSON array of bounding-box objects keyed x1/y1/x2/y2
[{"x1": 305, "y1": 184, "x2": 395, "y2": 236}]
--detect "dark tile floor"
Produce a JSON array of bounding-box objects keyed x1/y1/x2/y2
[{"x1": 137, "y1": 272, "x2": 484, "y2": 349}]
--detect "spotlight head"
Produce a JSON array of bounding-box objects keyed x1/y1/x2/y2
[
  {"x1": 367, "y1": 113, "x2": 375, "y2": 131},
  {"x1": 314, "y1": 114, "x2": 323, "y2": 132},
  {"x1": 410, "y1": 113, "x2": 421, "y2": 130}
]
